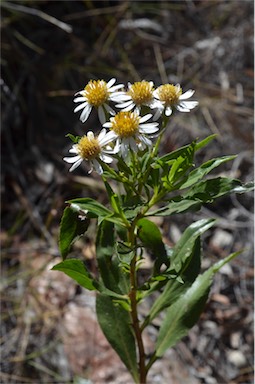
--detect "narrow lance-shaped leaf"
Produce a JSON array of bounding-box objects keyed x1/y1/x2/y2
[
  {"x1": 155, "y1": 250, "x2": 241, "y2": 357},
  {"x1": 148, "y1": 197, "x2": 201, "y2": 217},
  {"x1": 68, "y1": 197, "x2": 125, "y2": 226},
  {"x1": 96, "y1": 220, "x2": 119, "y2": 291},
  {"x1": 148, "y1": 179, "x2": 254, "y2": 217},
  {"x1": 179, "y1": 155, "x2": 236, "y2": 190},
  {"x1": 148, "y1": 219, "x2": 215, "y2": 321},
  {"x1": 184, "y1": 177, "x2": 254, "y2": 202},
  {"x1": 152, "y1": 134, "x2": 217, "y2": 170},
  {"x1": 96, "y1": 221, "x2": 130, "y2": 295},
  {"x1": 170, "y1": 218, "x2": 215, "y2": 273},
  {"x1": 96, "y1": 294, "x2": 139, "y2": 382},
  {"x1": 52, "y1": 259, "x2": 96, "y2": 291},
  {"x1": 68, "y1": 197, "x2": 112, "y2": 218},
  {"x1": 59, "y1": 206, "x2": 90, "y2": 259},
  {"x1": 142, "y1": 236, "x2": 201, "y2": 330},
  {"x1": 152, "y1": 140, "x2": 196, "y2": 169}
]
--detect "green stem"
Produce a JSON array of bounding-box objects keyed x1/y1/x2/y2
[
  {"x1": 128, "y1": 223, "x2": 147, "y2": 384},
  {"x1": 145, "y1": 352, "x2": 158, "y2": 375}
]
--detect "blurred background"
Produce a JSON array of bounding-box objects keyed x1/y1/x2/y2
[{"x1": 1, "y1": 1, "x2": 254, "y2": 383}]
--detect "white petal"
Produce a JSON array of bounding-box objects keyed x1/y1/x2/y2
[
  {"x1": 179, "y1": 89, "x2": 195, "y2": 100},
  {"x1": 120, "y1": 140, "x2": 130, "y2": 158},
  {"x1": 116, "y1": 100, "x2": 133, "y2": 108},
  {"x1": 69, "y1": 147, "x2": 78, "y2": 153},
  {"x1": 113, "y1": 140, "x2": 120, "y2": 154},
  {"x1": 140, "y1": 114, "x2": 152, "y2": 123},
  {"x1": 110, "y1": 93, "x2": 130, "y2": 102},
  {"x1": 138, "y1": 134, "x2": 152, "y2": 147},
  {"x1": 100, "y1": 153, "x2": 113, "y2": 163},
  {"x1": 100, "y1": 130, "x2": 116, "y2": 146},
  {"x1": 74, "y1": 97, "x2": 86, "y2": 103},
  {"x1": 153, "y1": 109, "x2": 163, "y2": 121},
  {"x1": 107, "y1": 78, "x2": 116, "y2": 88},
  {"x1": 165, "y1": 107, "x2": 173, "y2": 116},
  {"x1": 69, "y1": 158, "x2": 83, "y2": 172},
  {"x1": 74, "y1": 102, "x2": 88, "y2": 113},
  {"x1": 179, "y1": 100, "x2": 199, "y2": 109},
  {"x1": 175, "y1": 84, "x2": 181, "y2": 92},
  {"x1": 109, "y1": 84, "x2": 124, "y2": 92},
  {"x1": 134, "y1": 106, "x2": 141, "y2": 114},
  {"x1": 121, "y1": 103, "x2": 135, "y2": 112},
  {"x1": 98, "y1": 106, "x2": 106, "y2": 124},
  {"x1": 129, "y1": 137, "x2": 138, "y2": 152},
  {"x1": 87, "y1": 131, "x2": 95, "y2": 140},
  {"x1": 139, "y1": 124, "x2": 159, "y2": 134},
  {"x1": 176, "y1": 106, "x2": 190, "y2": 112},
  {"x1": 80, "y1": 105, "x2": 92, "y2": 122},
  {"x1": 64, "y1": 155, "x2": 81, "y2": 163},
  {"x1": 103, "y1": 103, "x2": 115, "y2": 116},
  {"x1": 74, "y1": 90, "x2": 84, "y2": 96},
  {"x1": 91, "y1": 159, "x2": 103, "y2": 174},
  {"x1": 102, "y1": 122, "x2": 112, "y2": 128},
  {"x1": 98, "y1": 128, "x2": 106, "y2": 141}
]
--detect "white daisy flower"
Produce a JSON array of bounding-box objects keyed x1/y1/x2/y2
[
  {"x1": 153, "y1": 83, "x2": 198, "y2": 119},
  {"x1": 63, "y1": 129, "x2": 117, "y2": 174},
  {"x1": 115, "y1": 80, "x2": 161, "y2": 114},
  {"x1": 74, "y1": 78, "x2": 124, "y2": 124},
  {"x1": 103, "y1": 111, "x2": 159, "y2": 159}
]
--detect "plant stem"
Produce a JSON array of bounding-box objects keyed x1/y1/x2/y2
[{"x1": 128, "y1": 225, "x2": 147, "y2": 384}]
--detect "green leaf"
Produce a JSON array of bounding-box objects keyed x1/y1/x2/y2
[
  {"x1": 147, "y1": 219, "x2": 214, "y2": 321},
  {"x1": 59, "y1": 207, "x2": 89, "y2": 259},
  {"x1": 153, "y1": 141, "x2": 196, "y2": 169},
  {"x1": 149, "y1": 179, "x2": 254, "y2": 217},
  {"x1": 66, "y1": 133, "x2": 81, "y2": 143},
  {"x1": 148, "y1": 197, "x2": 201, "y2": 217},
  {"x1": 137, "y1": 218, "x2": 169, "y2": 272},
  {"x1": 194, "y1": 134, "x2": 217, "y2": 151},
  {"x1": 184, "y1": 177, "x2": 254, "y2": 202},
  {"x1": 52, "y1": 259, "x2": 96, "y2": 290},
  {"x1": 96, "y1": 221, "x2": 130, "y2": 295},
  {"x1": 68, "y1": 197, "x2": 126, "y2": 226},
  {"x1": 68, "y1": 197, "x2": 113, "y2": 218},
  {"x1": 155, "y1": 250, "x2": 241, "y2": 357},
  {"x1": 170, "y1": 218, "x2": 215, "y2": 273},
  {"x1": 179, "y1": 155, "x2": 236, "y2": 189},
  {"x1": 162, "y1": 154, "x2": 194, "y2": 189},
  {"x1": 96, "y1": 294, "x2": 139, "y2": 382}
]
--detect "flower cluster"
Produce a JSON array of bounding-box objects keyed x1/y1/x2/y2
[{"x1": 64, "y1": 78, "x2": 198, "y2": 174}]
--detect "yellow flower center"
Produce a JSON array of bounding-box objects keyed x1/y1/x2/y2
[
  {"x1": 111, "y1": 112, "x2": 140, "y2": 138},
  {"x1": 127, "y1": 81, "x2": 154, "y2": 105},
  {"x1": 157, "y1": 84, "x2": 182, "y2": 105},
  {"x1": 83, "y1": 80, "x2": 109, "y2": 107},
  {"x1": 77, "y1": 135, "x2": 101, "y2": 159}
]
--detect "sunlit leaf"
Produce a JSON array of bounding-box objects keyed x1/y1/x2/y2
[
  {"x1": 52, "y1": 259, "x2": 96, "y2": 290},
  {"x1": 147, "y1": 219, "x2": 214, "y2": 321},
  {"x1": 179, "y1": 155, "x2": 236, "y2": 189},
  {"x1": 155, "y1": 250, "x2": 241, "y2": 357},
  {"x1": 184, "y1": 177, "x2": 254, "y2": 202}
]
